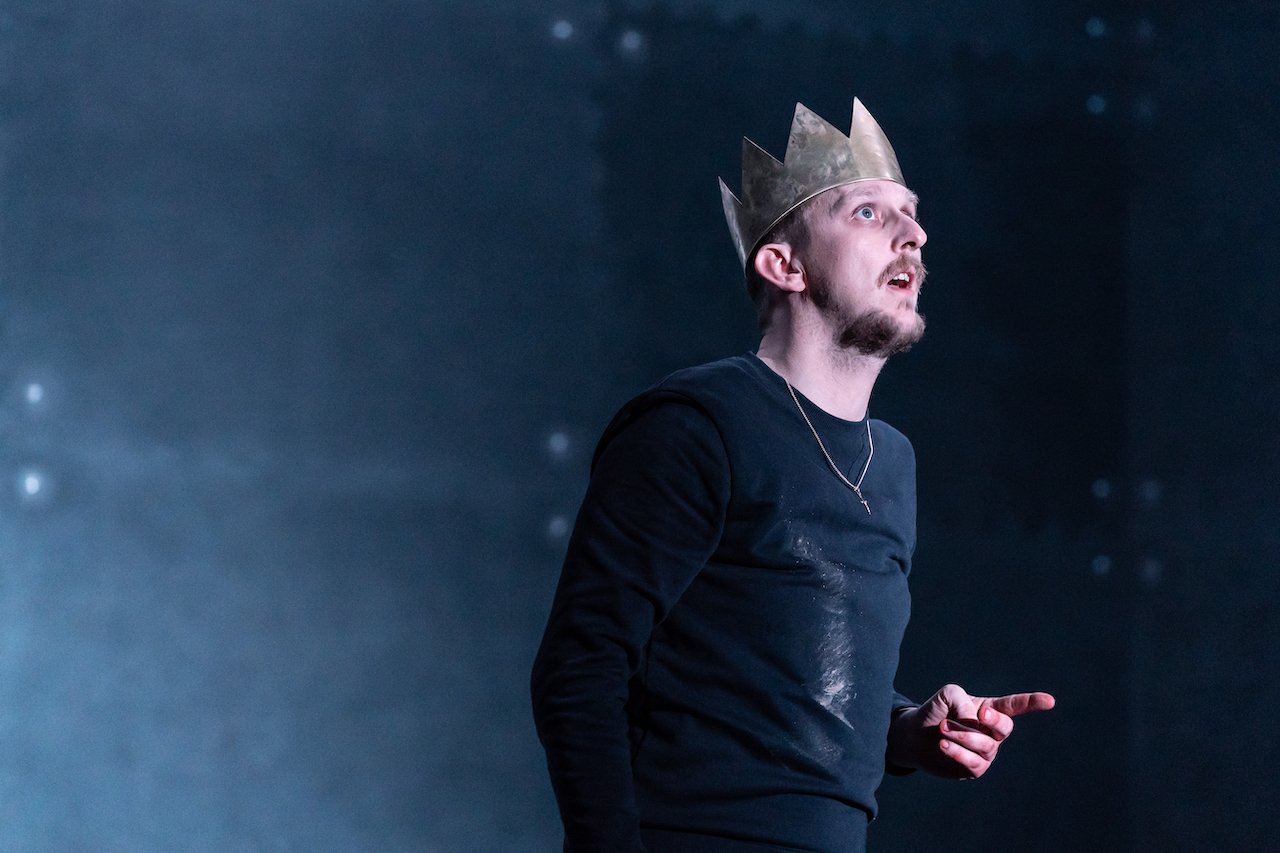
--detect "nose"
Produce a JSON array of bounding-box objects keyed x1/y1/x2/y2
[{"x1": 894, "y1": 213, "x2": 927, "y2": 252}]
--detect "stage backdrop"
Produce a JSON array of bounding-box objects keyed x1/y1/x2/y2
[{"x1": 0, "y1": 0, "x2": 1274, "y2": 851}]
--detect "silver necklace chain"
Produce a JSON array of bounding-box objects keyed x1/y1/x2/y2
[{"x1": 784, "y1": 380, "x2": 874, "y2": 515}]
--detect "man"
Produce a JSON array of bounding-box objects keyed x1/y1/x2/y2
[{"x1": 531, "y1": 99, "x2": 1054, "y2": 853}]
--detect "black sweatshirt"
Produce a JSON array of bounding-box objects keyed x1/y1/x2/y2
[{"x1": 532, "y1": 354, "x2": 917, "y2": 853}]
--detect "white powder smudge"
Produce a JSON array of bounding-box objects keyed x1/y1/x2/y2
[{"x1": 790, "y1": 524, "x2": 859, "y2": 728}]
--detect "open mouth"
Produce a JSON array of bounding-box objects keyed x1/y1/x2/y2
[{"x1": 887, "y1": 270, "x2": 914, "y2": 291}]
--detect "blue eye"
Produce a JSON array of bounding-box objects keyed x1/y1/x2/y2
[{"x1": 855, "y1": 206, "x2": 875, "y2": 220}]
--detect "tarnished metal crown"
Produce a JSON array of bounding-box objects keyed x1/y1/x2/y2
[{"x1": 719, "y1": 98, "x2": 905, "y2": 272}]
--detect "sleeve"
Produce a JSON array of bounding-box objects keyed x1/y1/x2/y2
[
  {"x1": 530, "y1": 399, "x2": 730, "y2": 853},
  {"x1": 884, "y1": 692, "x2": 920, "y2": 776}
]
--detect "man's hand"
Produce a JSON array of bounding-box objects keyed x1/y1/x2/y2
[{"x1": 886, "y1": 684, "x2": 1056, "y2": 779}]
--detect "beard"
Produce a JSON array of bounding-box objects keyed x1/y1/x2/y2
[
  {"x1": 807, "y1": 263, "x2": 926, "y2": 358},
  {"x1": 832, "y1": 309, "x2": 924, "y2": 355}
]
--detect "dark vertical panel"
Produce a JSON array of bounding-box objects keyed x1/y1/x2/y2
[{"x1": 1125, "y1": 5, "x2": 1280, "y2": 851}]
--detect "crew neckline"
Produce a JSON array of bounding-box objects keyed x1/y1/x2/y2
[{"x1": 745, "y1": 351, "x2": 871, "y2": 428}]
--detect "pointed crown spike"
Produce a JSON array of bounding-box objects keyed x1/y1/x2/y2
[{"x1": 719, "y1": 98, "x2": 905, "y2": 272}]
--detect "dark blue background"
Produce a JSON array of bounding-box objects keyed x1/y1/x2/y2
[{"x1": 0, "y1": 1, "x2": 1274, "y2": 850}]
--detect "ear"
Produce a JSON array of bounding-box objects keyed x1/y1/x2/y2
[{"x1": 752, "y1": 242, "x2": 807, "y2": 294}]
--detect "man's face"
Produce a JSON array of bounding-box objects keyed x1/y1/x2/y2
[{"x1": 798, "y1": 180, "x2": 928, "y2": 357}]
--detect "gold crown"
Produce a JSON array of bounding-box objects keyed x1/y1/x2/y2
[{"x1": 719, "y1": 98, "x2": 905, "y2": 271}]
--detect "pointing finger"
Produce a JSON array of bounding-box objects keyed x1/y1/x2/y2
[{"x1": 986, "y1": 691, "x2": 1056, "y2": 718}]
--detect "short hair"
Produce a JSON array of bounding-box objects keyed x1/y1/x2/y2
[{"x1": 744, "y1": 201, "x2": 817, "y2": 331}]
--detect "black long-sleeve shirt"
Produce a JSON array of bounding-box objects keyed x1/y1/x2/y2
[{"x1": 532, "y1": 354, "x2": 917, "y2": 853}]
